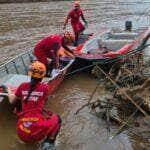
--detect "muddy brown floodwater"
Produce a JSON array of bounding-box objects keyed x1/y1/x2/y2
[{"x1": 0, "y1": 0, "x2": 150, "y2": 150}]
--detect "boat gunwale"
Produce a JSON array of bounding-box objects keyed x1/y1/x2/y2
[
  {"x1": 44, "y1": 58, "x2": 75, "y2": 81},
  {"x1": 0, "y1": 48, "x2": 75, "y2": 82},
  {"x1": 0, "y1": 49, "x2": 32, "y2": 69}
]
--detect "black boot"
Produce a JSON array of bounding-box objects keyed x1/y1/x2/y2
[
  {"x1": 45, "y1": 63, "x2": 52, "y2": 77},
  {"x1": 74, "y1": 41, "x2": 78, "y2": 47},
  {"x1": 40, "y1": 138, "x2": 56, "y2": 150}
]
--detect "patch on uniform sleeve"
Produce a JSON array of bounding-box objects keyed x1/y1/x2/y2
[
  {"x1": 21, "y1": 117, "x2": 39, "y2": 122},
  {"x1": 19, "y1": 124, "x2": 31, "y2": 134}
]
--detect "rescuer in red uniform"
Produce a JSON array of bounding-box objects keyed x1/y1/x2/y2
[
  {"x1": 63, "y1": 1, "x2": 87, "y2": 46},
  {"x1": 34, "y1": 34, "x2": 74, "y2": 76},
  {"x1": 7, "y1": 61, "x2": 61, "y2": 150}
]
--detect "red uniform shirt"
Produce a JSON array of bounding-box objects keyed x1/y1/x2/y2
[
  {"x1": 15, "y1": 82, "x2": 61, "y2": 143},
  {"x1": 68, "y1": 9, "x2": 83, "y2": 24},
  {"x1": 15, "y1": 82, "x2": 49, "y2": 112},
  {"x1": 34, "y1": 34, "x2": 63, "y2": 67},
  {"x1": 34, "y1": 34, "x2": 63, "y2": 54}
]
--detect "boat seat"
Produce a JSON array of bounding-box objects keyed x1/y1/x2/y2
[
  {"x1": 82, "y1": 38, "x2": 101, "y2": 53},
  {"x1": 103, "y1": 39, "x2": 133, "y2": 51},
  {"x1": 0, "y1": 74, "x2": 30, "y2": 87},
  {"x1": 109, "y1": 32, "x2": 138, "y2": 39}
]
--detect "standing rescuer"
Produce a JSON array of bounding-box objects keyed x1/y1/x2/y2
[
  {"x1": 34, "y1": 34, "x2": 74, "y2": 76},
  {"x1": 63, "y1": 1, "x2": 88, "y2": 46},
  {"x1": 6, "y1": 61, "x2": 61, "y2": 150}
]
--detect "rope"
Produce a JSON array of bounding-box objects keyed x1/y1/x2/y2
[
  {"x1": 73, "y1": 43, "x2": 150, "y2": 115},
  {"x1": 66, "y1": 43, "x2": 150, "y2": 77},
  {"x1": 99, "y1": 43, "x2": 150, "y2": 65},
  {"x1": 65, "y1": 63, "x2": 95, "y2": 76}
]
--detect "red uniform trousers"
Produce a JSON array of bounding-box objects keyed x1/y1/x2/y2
[
  {"x1": 16, "y1": 111, "x2": 61, "y2": 143},
  {"x1": 71, "y1": 21, "x2": 84, "y2": 34}
]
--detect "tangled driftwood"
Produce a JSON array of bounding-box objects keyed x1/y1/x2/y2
[{"x1": 115, "y1": 78, "x2": 150, "y2": 113}]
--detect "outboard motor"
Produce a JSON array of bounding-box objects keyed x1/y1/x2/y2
[{"x1": 125, "y1": 21, "x2": 132, "y2": 31}]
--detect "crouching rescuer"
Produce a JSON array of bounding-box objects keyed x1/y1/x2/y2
[
  {"x1": 34, "y1": 34, "x2": 74, "y2": 77},
  {"x1": 6, "y1": 61, "x2": 61, "y2": 150}
]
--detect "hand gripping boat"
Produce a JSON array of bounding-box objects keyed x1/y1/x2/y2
[{"x1": 0, "y1": 50, "x2": 74, "y2": 100}]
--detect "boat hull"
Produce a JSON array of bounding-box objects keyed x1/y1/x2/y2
[{"x1": 74, "y1": 27, "x2": 150, "y2": 66}]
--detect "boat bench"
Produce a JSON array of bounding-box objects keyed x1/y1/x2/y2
[
  {"x1": 82, "y1": 38, "x2": 101, "y2": 53},
  {"x1": 103, "y1": 39, "x2": 133, "y2": 51},
  {"x1": 109, "y1": 32, "x2": 139, "y2": 39}
]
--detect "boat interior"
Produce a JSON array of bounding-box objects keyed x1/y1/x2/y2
[
  {"x1": 0, "y1": 50, "x2": 73, "y2": 87},
  {"x1": 81, "y1": 29, "x2": 141, "y2": 54},
  {"x1": 0, "y1": 50, "x2": 34, "y2": 87}
]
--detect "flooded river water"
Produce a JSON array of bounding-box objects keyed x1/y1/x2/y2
[{"x1": 0, "y1": 0, "x2": 150, "y2": 150}]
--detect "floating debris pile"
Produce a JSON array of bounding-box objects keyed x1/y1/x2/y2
[
  {"x1": 89, "y1": 51, "x2": 150, "y2": 141},
  {"x1": 91, "y1": 51, "x2": 150, "y2": 115}
]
